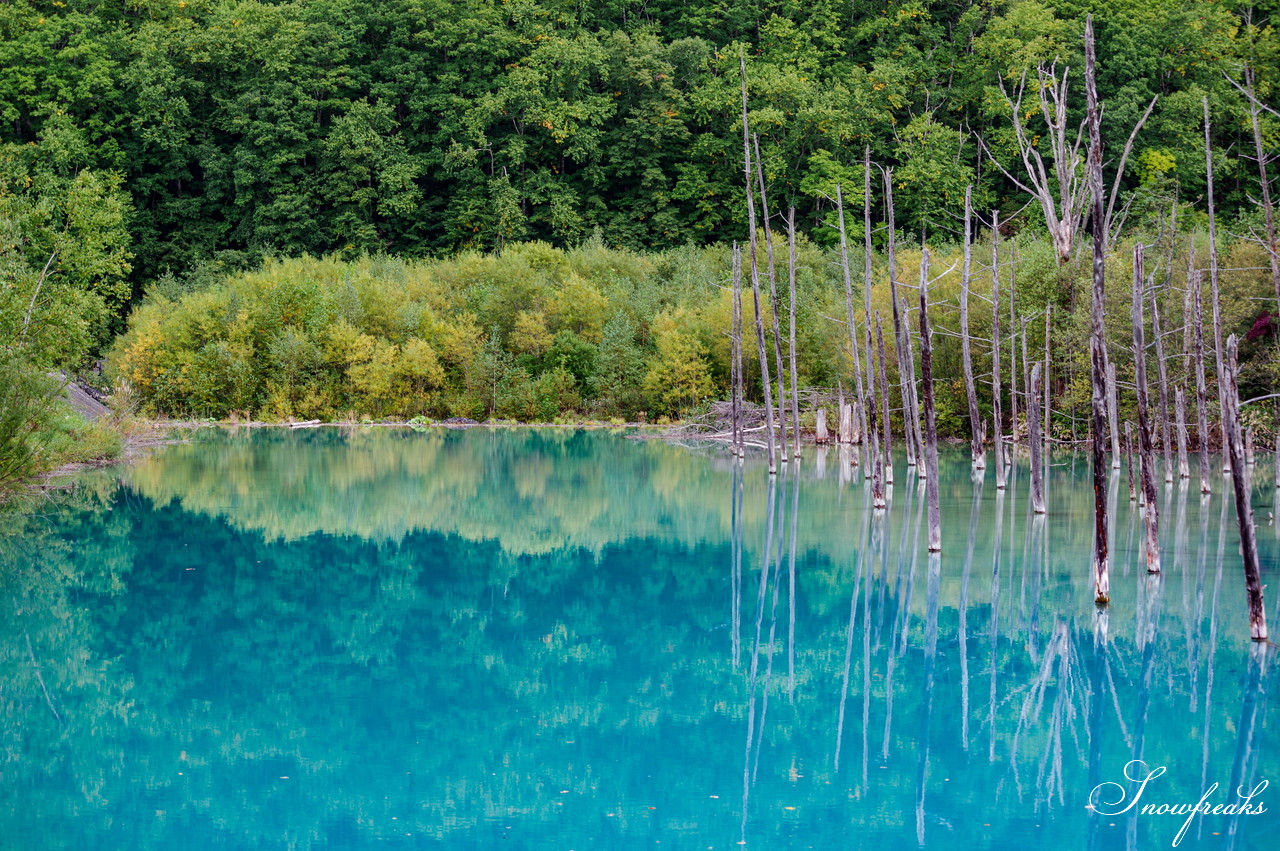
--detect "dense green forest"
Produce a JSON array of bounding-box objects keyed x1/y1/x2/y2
[{"x1": 2, "y1": 0, "x2": 1279, "y2": 489}]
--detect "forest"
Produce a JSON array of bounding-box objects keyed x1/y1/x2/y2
[{"x1": 1, "y1": 0, "x2": 1278, "y2": 490}]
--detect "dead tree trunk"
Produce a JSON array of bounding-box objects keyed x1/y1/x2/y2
[
  {"x1": 816, "y1": 408, "x2": 829, "y2": 445},
  {"x1": 753, "y1": 135, "x2": 790, "y2": 455},
  {"x1": 875, "y1": 312, "x2": 894, "y2": 486},
  {"x1": 740, "y1": 52, "x2": 775, "y2": 472},
  {"x1": 1204, "y1": 97, "x2": 1230, "y2": 472},
  {"x1": 1149, "y1": 276, "x2": 1174, "y2": 482},
  {"x1": 1107, "y1": 360, "x2": 1122, "y2": 468},
  {"x1": 920, "y1": 247, "x2": 942, "y2": 551},
  {"x1": 960, "y1": 189, "x2": 985, "y2": 468},
  {"x1": 885, "y1": 173, "x2": 916, "y2": 469},
  {"x1": 863, "y1": 147, "x2": 878, "y2": 442},
  {"x1": 836, "y1": 184, "x2": 869, "y2": 461},
  {"x1": 737, "y1": 240, "x2": 747, "y2": 450},
  {"x1": 1029, "y1": 362, "x2": 1046, "y2": 514},
  {"x1": 902, "y1": 294, "x2": 925, "y2": 479},
  {"x1": 991, "y1": 210, "x2": 1007, "y2": 489},
  {"x1": 787, "y1": 208, "x2": 801, "y2": 459},
  {"x1": 1086, "y1": 14, "x2": 1110, "y2": 605},
  {"x1": 1132, "y1": 243, "x2": 1161, "y2": 571},
  {"x1": 1043, "y1": 307, "x2": 1051, "y2": 453},
  {"x1": 1176, "y1": 386, "x2": 1190, "y2": 479},
  {"x1": 1234, "y1": 63, "x2": 1280, "y2": 312},
  {"x1": 1010, "y1": 246, "x2": 1020, "y2": 442},
  {"x1": 1126, "y1": 422, "x2": 1137, "y2": 502},
  {"x1": 1192, "y1": 269, "x2": 1212, "y2": 494},
  {"x1": 1223, "y1": 335, "x2": 1269, "y2": 641}
]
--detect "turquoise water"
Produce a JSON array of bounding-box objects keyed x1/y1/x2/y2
[{"x1": 1, "y1": 428, "x2": 1276, "y2": 850}]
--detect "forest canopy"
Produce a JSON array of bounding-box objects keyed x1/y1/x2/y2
[{"x1": 1, "y1": 0, "x2": 1275, "y2": 289}]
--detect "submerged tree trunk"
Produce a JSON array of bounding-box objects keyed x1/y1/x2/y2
[
  {"x1": 1150, "y1": 277, "x2": 1174, "y2": 482},
  {"x1": 1107, "y1": 361, "x2": 1122, "y2": 469},
  {"x1": 753, "y1": 134, "x2": 789, "y2": 456},
  {"x1": 1029, "y1": 362, "x2": 1046, "y2": 514},
  {"x1": 1132, "y1": 243, "x2": 1161, "y2": 572},
  {"x1": 836, "y1": 184, "x2": 869, "y2": 461},
  {"x1": 992, "y1": 209, "x2": 1006, "y2": 489},
  {"x1": 902, "y1": 294, "x2": 925, "y2": 479},
  {"x1": 1176, "y1": 386, "x2": 1190, "y2": 480},
  {"x1": 885, "y1": 174, "x2": 916, "y2": 469},
  {"x1": 732, "y1": 244, "x2": 744, "y2": 456},
  {"x1": 787, "y1": 208, "x2": 801, "y2": 459},
  {"x1": 1086, "y1": 14, "x2": 1110, "y2": 605},
  {"x1": 1192, "y1": 269, "x2": 1211, "y2": 494},
  {"x1": 863, "y1": 148, "x2": 877, "y2": 453},
  {"x1": 961, "y1": 190, "x2": 985, "y2": 469},
  {"x1": 740, "y1": 53, "x2": 775, "y2": 472},
  {"x1": 875, "y1": 312, "x2": 894, "y2": 486},
  {"x1": 1223, "y1": 336, "x2": 1269, "y2": 641},
  {"x1": 920, "y1": 248, "x2": 941, "y2": 551},
  {"x1": 1204, "y1": 97, "x2": 1229, "y2": 473}
]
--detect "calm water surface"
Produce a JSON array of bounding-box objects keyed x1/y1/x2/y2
[{"x1": 1, "y1": 428, "x2": 1276, "y2": 850}]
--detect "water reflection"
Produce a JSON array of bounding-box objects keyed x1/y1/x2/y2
[{"x1": 0, "y1": 428, "x2": 1275, "y2": 850}]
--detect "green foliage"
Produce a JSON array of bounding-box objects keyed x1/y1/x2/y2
[{"x1": 0, "y1": 0, "x2": 1272, "y2": 287}]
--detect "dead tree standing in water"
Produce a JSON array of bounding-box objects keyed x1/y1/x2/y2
[
  {"x1": 885, "y1": 174, "x2": 918, "y2": 468},
  {"x1": 836, "y1": 184, "x2": 869, "y2": 464},
  {"x1": 1086, "y1": 15, "x2": 1110, "y2": 605},
  {"x1": 875, "y1": 313, "x2": 894, "y2": 486},
  {"x1": 1029, "y1": 363, "x2": 1046, "y2": 514},
  {"x1": 920, "y1": 248, "x2": 942, "y2": 551},
  {"x1": 960, "y1": 187, "x2": 986, "y2": 469},
  {"x1": 739, "y1": 51, "x2": 776, "y2": 473},
  {"x1": 991, "y1": 210, "x2": 1007, "y2": 489},
  {"x1": 1192, "y1": 268, "x2": 1212, "y2": 494},
  {"x1": 1132, "y1": 243, "x2": 1161, "y2": 572},
  {"x1": 1204, "y1": 97, "x2": 1230, "y2": 472},
  {"x1": 753, "y1": 135, "x2": 790, "y2": 455},
  {"x1": 1223, "y1": 336, "x2": 1269, "y2": 641},
  {"x1": 787, "y1": 209, "x2": 802, "y2": 459}
]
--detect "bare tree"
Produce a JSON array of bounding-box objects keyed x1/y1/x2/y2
[
  {"x1": 983, "y1": 59, "x2": 1155, "y2": 268},
  {"x1": 960, "y1": 187, "x2": 986, "y2": 468},
  {"x1": 1132, "y1": 243, "x2": 1161, "y2": 573},
  {"x1": 920, "y1": 248, "x2": 941, "y2": 551},
  {"x1": 1223, "y1": 336, "x2": 1269, "y2": 641},
  {"x1": 1086, "y1": 14, "x2": 1110, "y2": 605}
]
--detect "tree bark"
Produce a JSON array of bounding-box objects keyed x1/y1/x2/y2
[
  {"x1": 1132, "y1": 243, "x2": 1161, "y2": 572},
  {"x1": 1223, "y1": 335, "x2": 1269, "y2": 640},
  {"x1": 1086, "y1": 14, "x2": 1110, "y2": 604}
]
